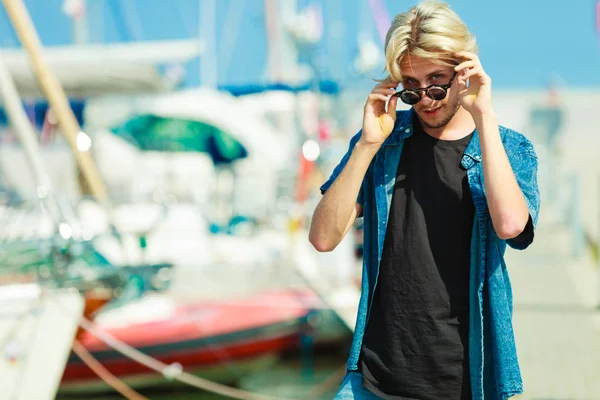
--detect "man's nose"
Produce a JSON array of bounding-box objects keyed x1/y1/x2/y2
[{"x1": 419, "y1": 92, "x2": 434, "y2": 106}]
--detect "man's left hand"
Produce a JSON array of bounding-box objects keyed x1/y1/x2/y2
[{"x1": 454, "y1": 51, "x2": 493, "y2": 117}]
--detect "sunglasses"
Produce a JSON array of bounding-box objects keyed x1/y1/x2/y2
[{"x1": 394, "y1": 71, "x2": 457, "y2": 105}]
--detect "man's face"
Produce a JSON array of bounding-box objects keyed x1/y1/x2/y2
[{"x1": 399, "y1": 54, "x2": 460, "y2": 130}]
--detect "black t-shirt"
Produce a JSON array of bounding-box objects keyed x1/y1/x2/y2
[{"x1": 360, "y1": 119, "x2": 475, "y2": 400}]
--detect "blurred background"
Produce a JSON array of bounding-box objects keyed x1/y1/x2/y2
[{"x1": 0, "y1": 0, "x2": 598, "y2": 399}]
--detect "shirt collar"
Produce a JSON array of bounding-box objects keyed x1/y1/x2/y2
[
  {"x1": 384, "y1": 108, "x2": 483, "y2": 165},
  {"x1": 382, "y1": 109, "x2": 416, "y2": 147},
  {"x1": 463, "y1": 128, "x2": 482, "y2": 162}
]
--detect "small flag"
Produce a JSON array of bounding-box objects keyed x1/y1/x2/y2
[
  {"x1": 596, "y1": 0, "x2": 600, "y2": 34},
  {"x1": 62, "y1": 0, "x2": 85, "y2": 20}
]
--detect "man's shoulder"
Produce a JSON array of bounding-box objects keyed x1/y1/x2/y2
[
  {"x1": 499, "y1": 125, "x2": 537, "y2": 158},
  {"x1": 499, "y1": 125, "x2": 529, "y2": 143}
]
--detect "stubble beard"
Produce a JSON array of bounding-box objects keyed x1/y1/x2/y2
[{"x1": 418, "y1": 99, "x2": 461, "y2": 130}]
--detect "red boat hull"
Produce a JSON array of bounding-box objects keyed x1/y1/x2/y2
[{"x1": 61, "y1": 291, "x2": 318, "y2": 390}]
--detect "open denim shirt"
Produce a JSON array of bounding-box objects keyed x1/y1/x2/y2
[{"x1": 320, "y1": 110, "x2": 540, "y2": 400}]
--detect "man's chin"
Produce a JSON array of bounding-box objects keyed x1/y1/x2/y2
[
  {"x1": 418, "y1": 112, "x2": 448, "y2": 129},
  {"x1": 417, "y1": 105, "x2": 458, "y2": 129}
]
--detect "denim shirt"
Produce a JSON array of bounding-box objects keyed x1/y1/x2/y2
[{"x1": 320, "y1": 110, "x2": 540, "y2": 400}]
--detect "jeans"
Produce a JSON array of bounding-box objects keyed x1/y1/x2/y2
[{"x1": 334, "y1": 372, "x2": 382, "y2": 399}]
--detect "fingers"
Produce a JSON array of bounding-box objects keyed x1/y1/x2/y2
[
  {"x1": 461, "y1": 67, "x2": 482, "y2": 81},
  {"x1": 453, "y1": 52, "x2": 480, "y2": 76},
  {"x1": 454, "y1": 60, "x2": 477, "y2": 73},
  {"x1": 453, "y1": 52, "x2": 490, "y2": 84},
  {"x1": 457, "y1": 71, "x2": 468, "y2": 91},
  {"x1": 367, "y1": 82, "x2": 398, "y2": 104},
  {"x1": 371, "y1": 82, "x2": 398, "y2": 96},
  {"x1": 372, "y1": 87, "x2": 397, "y2": 96},
  {"x1": 368, "y1": 93, "x2": 390, "y2": 102},
  {"x1": 454, "y1": 51, "x2": 479, "y2": 61},
  {"x1": 459, "y1": 66, "x2": 491, "y2": 85},
  {"x1": 374, "y1": 81, "x2": 398, "y2": 90},
  {"x1": 387, "y1": 94, "x2": 398, "y2": 118}
]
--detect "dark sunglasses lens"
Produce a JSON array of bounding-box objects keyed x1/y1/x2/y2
[
  {"x1": 427, "y1": 87, "x2": 447, "y2": 100},
  {"x1": 400, "y1": 91, "x2": 421, "y2": 105}
]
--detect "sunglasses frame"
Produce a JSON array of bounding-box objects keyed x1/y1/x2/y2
[{"x1": 394, "y1": 71, "x2": 458, "y2": 105}]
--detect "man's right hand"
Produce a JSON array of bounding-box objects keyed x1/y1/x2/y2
[
  {"x1": 361, "y1": 81, "x2": 399, "y2": 147},
  {"x1": 310, "y1": 83, "x2": 398, "y2": 252}
]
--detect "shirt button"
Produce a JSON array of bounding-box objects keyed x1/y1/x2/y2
[{"x1": 404, "y1": 128, "x2": 410, "y2": 133}]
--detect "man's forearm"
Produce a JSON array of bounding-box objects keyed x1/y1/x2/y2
[
  {"x1": 476, "y1": 112, "x2": 530, "y2": 239},
  {"x1": 309, "y1": 141, "x2": 379, "y2": 251}
]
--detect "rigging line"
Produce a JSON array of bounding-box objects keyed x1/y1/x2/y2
[
  {"x1": 49, "y1": 292, "x2": 296, "y2": 400},
  {"x1": 0, "y1": 261, "x2": 47, "y2": 274},
  {"x1": 218, "y1": 0, "x2": 248, "y2": 79},
  {"x1": 263, "y1": 0, "x2": 280, "y2": 82},
  {"x1": 106, "y1": 0, "x2": 131, "y2": 42},
  {"x1": 0, "y1": 246, "x2": 52, "y2": 262},
  {"x1": 72, "y1": 339, "x2": 149, "y2": 400},
  {"x1": 147, "y1": 296, "x2": 334, "y2": 311},
  {"x1": 121, "y1": 0, "x2": 145, "y2": 41}
]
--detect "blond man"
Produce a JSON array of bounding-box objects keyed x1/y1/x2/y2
[{"x1": 310, "y1": 2, "x2": 540, "y2": 399}]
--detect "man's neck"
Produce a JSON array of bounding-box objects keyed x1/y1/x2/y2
[{"x1": 421, "y1": 106, "x2": 476, "y2": 141}]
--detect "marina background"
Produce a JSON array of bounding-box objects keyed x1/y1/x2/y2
[{"x1": 0, "y1": 1, "x2": 599, "y2": 399}]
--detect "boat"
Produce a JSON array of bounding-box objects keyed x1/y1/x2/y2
[
  {"x1": 60, "y1": 290, "x2": 326, "y2": 393},
  {"x1": 0, "y1": 39, "x2": 202, "y2": 99}
]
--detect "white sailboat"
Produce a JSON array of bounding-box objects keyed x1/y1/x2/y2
[{"x1": 0, "y1": 39, "x2": 202, "y2": 98}]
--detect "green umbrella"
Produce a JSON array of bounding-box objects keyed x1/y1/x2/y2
[{"x1": 110, "y1": 114, "x2": 248, "y2": 164}]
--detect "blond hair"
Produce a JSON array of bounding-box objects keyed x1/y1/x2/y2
[{"x1": 384, "y1": 1, "x2": 478, "y2": 82}]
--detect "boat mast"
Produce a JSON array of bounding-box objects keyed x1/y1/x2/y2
[
  {"x1": 264, "y1": 0, "x2": 302, "y2": 84},
  {"x1": 0, "y1": 56, "x2": 71, "y2": 229},
  {"x1": 199, "y1": 0, "x2": 217, "y2": 88},
  {"x1": 2, "y1": 0, "x2": 109, "y2": 202},
  {"x1": 62, "y1": 0, "x2": 89, "y2": 44},
  {"x1": 74, "y1": 0, "x2": 88, "y2": 45}
]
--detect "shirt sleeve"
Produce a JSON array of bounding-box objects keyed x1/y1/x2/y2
[
  {"x1": 506, "y1": 139, "x2": 540, "y2": 250},
  {"x1": 509, "y1": 214, "x2": 534, "y2": 245},
  {"x1": 319, "y1": 130, "x2": 366, "y2": 209}
]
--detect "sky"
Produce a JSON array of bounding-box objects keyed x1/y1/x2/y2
[{"x1": 0, "y1": 0, "x2": 599, "y2": 90}]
